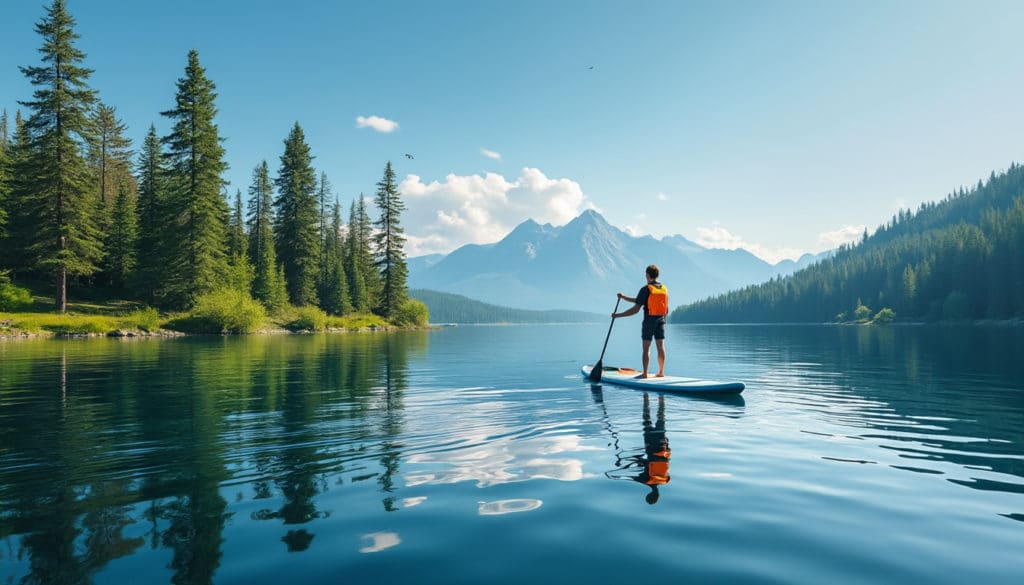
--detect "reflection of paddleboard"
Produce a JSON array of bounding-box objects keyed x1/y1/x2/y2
[{"x1": 582, "y1": 365, "x2": 745, "y2": 394}]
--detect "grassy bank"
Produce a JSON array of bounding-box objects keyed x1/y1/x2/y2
[
  {"x1": 1, "y1": 289, "x2": 403, "y2": 338},
  {"x1": 0, "y1": 308, "x2": 393, "y2": 337}
]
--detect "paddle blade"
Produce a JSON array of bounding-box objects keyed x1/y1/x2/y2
[{"x1": 588, "y1": 360, "x2": 604, "y2": 382}]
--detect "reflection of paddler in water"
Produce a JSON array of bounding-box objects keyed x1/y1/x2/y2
[
  {"x1": 600, "y1": 390, "x2": 671, "y2": 504},
  {"x1": 635, "y1": 392, "x2": 671, "y2": 504}
]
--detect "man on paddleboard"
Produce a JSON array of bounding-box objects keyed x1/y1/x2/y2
[{"x1": 613, "y1": 264, "x2": 668, "y2": 378}]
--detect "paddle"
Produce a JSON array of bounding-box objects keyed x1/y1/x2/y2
[{"x1": 589, "y1": 297, "x2": 621, "y2": 383}]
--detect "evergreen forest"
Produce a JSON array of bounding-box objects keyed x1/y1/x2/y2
[
  {"x1": 672, "y1": 163, "x2": 1024, "y2": 323},
  {"x1": 0, "y1": 1, "x2": 423, "y2": 328}
]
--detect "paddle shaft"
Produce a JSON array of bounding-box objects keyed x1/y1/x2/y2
[{"x1": 590, "y1": 297, "x2": 621, "y2": 381}]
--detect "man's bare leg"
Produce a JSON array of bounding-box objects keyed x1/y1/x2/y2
[
  {"x1": 640, "y1": 339, "x2": 652, "y2": 378},
  {"x1": 655, "y1": 339, "x2": 666, "y2": 377}
]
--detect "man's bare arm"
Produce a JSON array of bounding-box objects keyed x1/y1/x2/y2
[{"x1": 613, "y1": 304, "x2": 642, "y2": 319}]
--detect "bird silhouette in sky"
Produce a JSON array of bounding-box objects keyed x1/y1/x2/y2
[
  {"x1": 404, "y1": 153, "x2": 414, "y2": 159},
  {"x1": 586, "y1": 65, "x2": 595, "y2": 70}
]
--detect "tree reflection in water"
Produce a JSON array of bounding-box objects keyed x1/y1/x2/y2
[{"x1": 0, "y1": 332, "x2": 426, "y2": 582}]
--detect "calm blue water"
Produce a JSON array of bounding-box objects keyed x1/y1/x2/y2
[{"x1": 1, "y1": 324, "x2": 1022, "y2": 584}]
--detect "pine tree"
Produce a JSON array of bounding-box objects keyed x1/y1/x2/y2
[
  {"x1": 0, "y1": 113, "x2": 33, "y2": 272},
  {"x1": 273, "y1": 122, "x2": 320, "y2": 306},
  {"x1": 225, "y1": 187, "x2": 252, "y2": 293},
  {"x1": 0, "y1": 110, "x2": 9, "y2": 236},
  {"x1": 88, "y1": 102, "x2": 133, "y2": 210},
  {"x1": 18, "y1": 0, "x2": 102, "y2": 311},
  {"x1": 134, "y1": 124, "x2": 165, "y2": 301},
  {"x1": 901, "y1": 264, "x2": 917, "y2": 315},
  {"x1": 320, "y1": 199, "x2": 351, "y2": 315},
  {"x1": 89, "y1": 103, "x2": 135, "y2": 287},
  {"x1": 227, "y1": 188, "x2": 246, "y2": 258},
  {"x1": 105, "y1": 177, "x2": 137, "y2": 290},
  {"x1": 372, "y1": 161, "x2": 409, "y2": 317},
  {"x1": 356, "y1": 195, "x2": 381, "y2": 308},
  {"x1": 317, "y1": 171, "x2": 331, "y2": 302},
  {"x1": 270, "y1": 264, "x2": 289, "y2": 311},
  {"x1": 346, "y1": 199, "x2": 368, "y2": 312},
  {"x1": 160, "y1": 49, "x2": 230, "y2": 307},
  {"x1": 246, "y1": 161, "x2": 285, "y2": 310}
]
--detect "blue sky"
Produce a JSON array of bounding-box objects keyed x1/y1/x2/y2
[{"x1": 2, "y1": 0, "x2": 1023, "y2": 262}]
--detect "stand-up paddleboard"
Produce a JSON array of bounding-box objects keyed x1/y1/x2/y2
[{"x1": 582, "y1": 365, "x2": 745, "y2": 394}]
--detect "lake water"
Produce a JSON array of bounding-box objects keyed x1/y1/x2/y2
[{"x1": 1, "y1": 324, "x2": 1022, "y2": 584}]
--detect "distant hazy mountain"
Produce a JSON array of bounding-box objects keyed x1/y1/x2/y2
[
  {"x1": 408, "y1": 210, "x2": 829, "y2": 313},
  {"x1": 406, "y1": 253, "x2": 445, "y2": 274},
  {"x1": 410, "y1": 289, "x2": 604, "y2": 324}
]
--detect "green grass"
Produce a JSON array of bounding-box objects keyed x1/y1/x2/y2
[
  {"x1": 325, "y1": 313, "x2": 390, "y2": 330},
  {"x1": 2, "y1": 282, "x2": 411, "y2": 336},
  {"x1": 162, "y1": 289, "x2": 266, "y2": 334},
  {"x1": 0, "y1": 309, "x2": 162, "y2": 335},
  {"x1": 281, "y1": 305, "x2": 329, "y2": 332}
]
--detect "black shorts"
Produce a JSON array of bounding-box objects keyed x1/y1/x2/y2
[{"x1": 642, "y1": 316, "x2": 666, "y2": 341}]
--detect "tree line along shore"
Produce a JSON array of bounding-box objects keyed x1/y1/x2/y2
[{"x1": 0, "y1": 1, "x2": 428, "y2": 336}]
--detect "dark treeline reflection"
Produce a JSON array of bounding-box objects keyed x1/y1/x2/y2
[
  {"x1": 686, "y1": 324, "x2": 1024, "y2": 493},
  {"x1": 0, "y1": 331, "x2": 427, "y2": 584}
]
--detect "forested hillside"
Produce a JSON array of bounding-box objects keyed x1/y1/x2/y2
[
  {"x1": 410, "y1": 289, "x2": 602, "y2": 324},
  {"x1": 672, "y1": 164, "x2": 1024, "y2": 323}
]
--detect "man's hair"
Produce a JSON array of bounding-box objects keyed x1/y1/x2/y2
[{"x1": 646, "y1": 264, "x2": 660, "y2": 279}]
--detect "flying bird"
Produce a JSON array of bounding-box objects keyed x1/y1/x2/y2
[
  {"x1": 404, "y1": 153, "x2": 414, "y2": 159},
  {"x1": 586, "y1": 65, "x2": 595, "y2": 70}
]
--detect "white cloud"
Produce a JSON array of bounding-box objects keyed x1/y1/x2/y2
[
  {"x1": 624, "y1": 225, "x2": 642, "y2": 237},
  {"x1": 355, "y1": 115, "x2": 399, "y2": 133},
  {"x1": 694, "y1": 225, "x2": 804, "y2": 264},
  {"x1": 818, "y1": 225, "x2": 865, "y2": 248},
  {"x1": 400, "y1": 167, "x2": 588, "y2": 256},
  {"x1": 481, "y1": 148, "x2": 502, "y2": 160},
  {"x1": 695, "y1": 226, "x2": 746, "y2": 250},
  {"x1": 656, "y1": 192, "x2": 669, "y2": 201}
]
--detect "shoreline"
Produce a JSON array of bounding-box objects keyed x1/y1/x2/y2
[{"x1": 0, "y1": 324, "x2": 431, "y2": 341}]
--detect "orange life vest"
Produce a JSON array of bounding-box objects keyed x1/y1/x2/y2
[
  {"x1": 645, "y1": 451, "x2": 671, "y2": 485},
  {"x1": 646, "y1": 284, "x2": 668, "y2": 316}
]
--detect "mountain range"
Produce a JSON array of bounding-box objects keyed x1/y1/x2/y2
[
  {"x1": 409, "y1": 289, "x2": 603, "y2": 324},
  {"x1": 408, "y1": 210, "x2": 827, "y2": 313}
]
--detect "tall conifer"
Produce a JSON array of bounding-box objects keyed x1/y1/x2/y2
[
  {"x1": 0, "y1": 110, "x2": 9, "y2": 235},
  {"x1": 160, "y1": 49, "x2": 230, "y2": 307},
  {"x1": 372, "y1": 161, "x2": 408, "y2": 317},
  {"x1": 0, "y1": 113, "x2": 34, "y2": 273},
  {"x1": 105, "y1": 177, "x2": 137, "y2": 290},
  {"x1": 18, "y1": 0, "x2": 102, "y2": 311},
  {"x1": 273, "y1": 123, "x2": 320, "y2": 306},
  {"x1": 134, "y1": 124, "x2": 165, "y2": 301},
  {"x1": 247, "y1": 161, "x2": 287, "y2": 310},
  {"x1": 356, "y1": 195, "x2": 381, "y2": 308},
  {"x1": 346, "y1": 200, "x2": 368, "y2": 312},
  {"x1": 88, "y1": 103, "x2": 133, "y2": 208},
  {"x1": 321, "y1": 199, "x2": 351, "y2": 315},
  {"x1": 317, "y1": 171, "x2": 331, "y2": 301},
  {"x1": 227, "y1": 188, "x2": 246, "y2": 257},
  {"x1": 90, "y1": 103, "x2": 135, "y2": 286}
]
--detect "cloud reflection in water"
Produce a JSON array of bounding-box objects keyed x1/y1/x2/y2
[
  {"x1": 478, "y1": 499, "x2": 543, "y2": 515},
  {"x1": 359, "y1": 531, "x2": 401, "y2": 553},
  {"x1": 404, "y1": 434, "x2": 598, "y2": 488}
]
